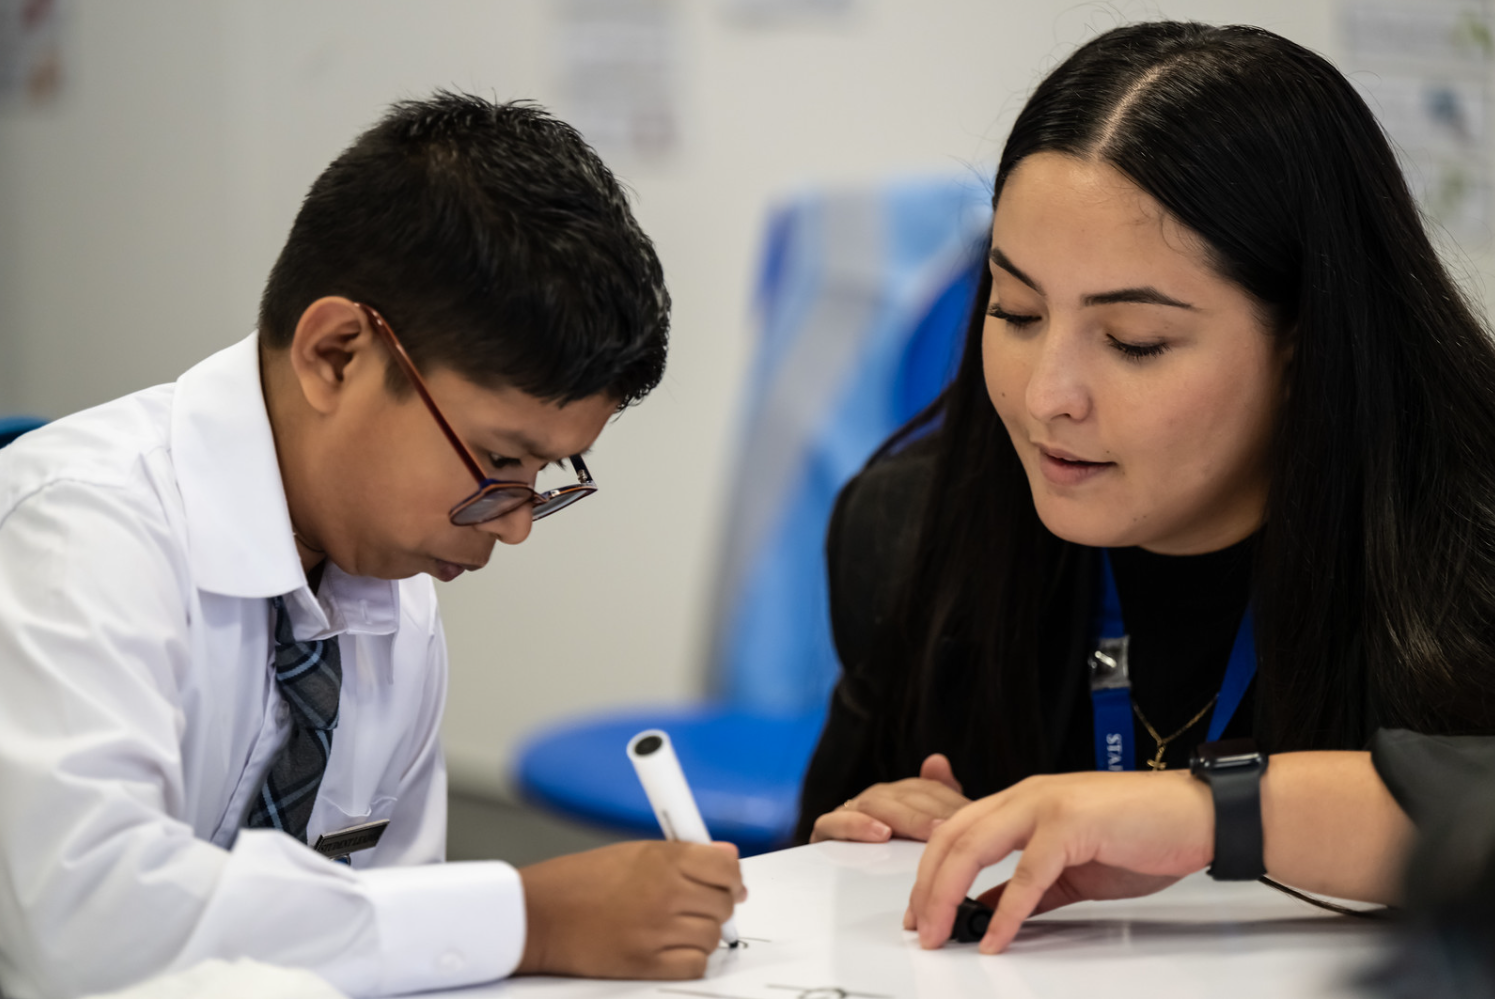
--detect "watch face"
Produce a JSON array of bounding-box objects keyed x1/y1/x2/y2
[
  {"x1": 1210, "y1": 753, "x2": 1263, "y2": 771},
  {"x1": 1194, "y1": 739, "x2": 1262, "y2": 772}
]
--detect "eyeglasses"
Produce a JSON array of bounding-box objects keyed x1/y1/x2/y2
[{"x1": 357, "y1": 302, "x2": 598, "y2": 527}]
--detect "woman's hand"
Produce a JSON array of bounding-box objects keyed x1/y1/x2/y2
[
  {"x1": 907, "y1": 770, "x2": 1213, "y2": 953},
  {"x1": 810, "y1": 753, "x2": 971, "y2": 843}
]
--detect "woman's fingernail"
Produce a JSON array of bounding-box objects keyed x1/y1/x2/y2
[
  {"x1": 903, "y1": 907, "x2": 915, "y2": 930},
  {"x1": 930, "y1": 818, "x2": 945, "y2": 830},
  {"x1": 872, "y1": 821, "x2": 891, "y2": 838}
]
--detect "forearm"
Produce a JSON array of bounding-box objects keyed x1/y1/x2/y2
[{"x1": 1259, "y1": 750, "x2": 1415, "y2": 903}]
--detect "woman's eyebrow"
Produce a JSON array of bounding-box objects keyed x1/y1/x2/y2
[
  {"x1": 1083, "y1": 287, "x2": 1197, "y2": 309},
  {"x1": 991, "y1": 244, "x2": 1197, "y2": 310},
  {"x1": 990, "y1": 245, "x2": 1044, "y2": 294}
]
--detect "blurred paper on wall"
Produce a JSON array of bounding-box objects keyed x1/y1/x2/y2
[
  {"x1": 555, "y1": 0, "x2": 680, "y2": 160},
  {"x1": 0, "y1": 0, "x2": 65, "y2": 105},
  {"x1": 1341, "y1": 0, "x2": 1494, "y2": 242},
  {"x1": 717, "y1": 0, "x2": 860, "y2": 27}
]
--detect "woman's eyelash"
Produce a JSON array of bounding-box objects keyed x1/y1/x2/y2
[
  {"x1": 987, "y1": 304, "x2": 1039, "y2": 327},
  {"x1": 1107, "y1": 335, "x2": 1169, "y2": 360},
  {"x1": 986, "y1": 303, "x2": 1169, "y2": 360}
]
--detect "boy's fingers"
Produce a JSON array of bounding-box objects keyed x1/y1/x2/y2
[
  {"x1": 705, "y1": 841, "x2": 748, "y2": 899},
  {"x1": 678, "y1": 843, "x2": 743, "y2": 894},
  {"x1": 653, "y1": 947, "x2": 711, "y2": 981},
  {"x1": 675, "y1": 883, "x2": 736, "y2": 923}
]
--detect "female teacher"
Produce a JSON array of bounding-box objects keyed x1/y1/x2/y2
[{"x1": 796, "y1": 20, "x2": 1495, "y2": 952}]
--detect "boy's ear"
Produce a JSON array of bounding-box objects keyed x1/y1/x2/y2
[{"x1": 286, "y1": 297, "x2": 379, "y2": 415}]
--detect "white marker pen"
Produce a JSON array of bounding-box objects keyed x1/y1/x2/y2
[{"x1": 627, "y1": 729, "x2": 742, "y2": 948}]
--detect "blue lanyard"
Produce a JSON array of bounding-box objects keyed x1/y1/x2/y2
[{"x1": 1090, "y1": 550, "x2": 1256, "y2": 771}]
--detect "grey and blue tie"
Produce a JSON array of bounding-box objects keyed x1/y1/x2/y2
[{"x1": 243, "y1": 595, "x2": 343, "y2": 842}]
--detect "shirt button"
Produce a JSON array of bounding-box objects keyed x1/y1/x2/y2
[
  {"x1": 275, "y1": 702, "x2": 290, "y2": 722},
  {"x1": 437, "y1": 951, "x2": 466, "y2": 974}
]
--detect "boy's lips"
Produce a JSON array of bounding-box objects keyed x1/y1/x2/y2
[{"x1": 432, "y1": 557, "x2": 483, "y2": 582}]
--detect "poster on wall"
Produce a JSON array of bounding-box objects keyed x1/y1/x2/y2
[
  {"x1": 1341, "y1": 0, "x2": 1494, "y2": 243},
  {"x1": 0, "y1": 0, "x2": 64, "y2": 105},
  {"x1": 555, "y1": 0, "x2": 680, "y2": 160},
  {"x1": 717, "y1": 0, "x2": 859, "y2": 25}
]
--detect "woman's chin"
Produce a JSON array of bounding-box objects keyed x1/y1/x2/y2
[{"x1": 1030, "y1": 498, "x2": 1144, "y2": 550}]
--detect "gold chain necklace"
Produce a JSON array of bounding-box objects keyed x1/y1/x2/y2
[{"x1": 1132, "y1": 693, "x2": 1218, "y2": 771}]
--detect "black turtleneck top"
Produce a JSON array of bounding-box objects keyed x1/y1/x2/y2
[{"x1": 1096, "y1": 537, "x2": 1255, "y2": 772}]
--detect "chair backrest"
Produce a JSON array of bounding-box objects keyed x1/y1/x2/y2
[
  {"x1": 0, "y1": 416, "x2": 47, "y2": 450},
  {"x1": 710, "y1": 176, "x2": 991, "y2": 714}
]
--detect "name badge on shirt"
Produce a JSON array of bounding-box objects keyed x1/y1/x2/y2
[{"x1": 312, "y1": 819, "x2": 390, "y2": 864}]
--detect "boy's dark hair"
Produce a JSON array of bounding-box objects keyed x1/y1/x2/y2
[{"x1": 258, "y1": 92, "x2": 669, "y2": 406}]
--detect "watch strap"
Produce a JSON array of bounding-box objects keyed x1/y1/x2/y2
[{"x1": 1194, "y1": 740, "x2": 1268, "y2": 881}]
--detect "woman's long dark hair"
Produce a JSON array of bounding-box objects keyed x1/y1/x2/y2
[{"x1": 878, "y1": 21, "x2": 1495, "y2": 794}]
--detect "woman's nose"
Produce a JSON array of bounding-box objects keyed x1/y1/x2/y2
[{"x1": 1025, "y1": 325, "x2": 1092, "y2": 425}]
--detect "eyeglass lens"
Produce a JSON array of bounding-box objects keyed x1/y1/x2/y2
[
  {"x1": 450, "y1": 488, "x2": 533, "y2": 527},
  {"x1": 532, "y1": 488, "x2": 589, "y2": 521}
]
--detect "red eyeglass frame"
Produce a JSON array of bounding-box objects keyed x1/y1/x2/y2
[{"x1": 356, "y1": 302, "x2": 597, "y2": 526}]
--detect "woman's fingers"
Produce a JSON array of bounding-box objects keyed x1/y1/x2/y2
[
  {"x1": 978, "y1": 836, "x2": 1070, "y2": 953},
  {"x1": 908, "y1": 773, "x2": 1217, "y2": 953},
  {"x1": 814, "y1": 777, "x2": 971, "y2": 843},
  {"x1": 915, "y1": 804, "x2": 1036, "y2": 948},
  {"x1": 809, "y1": 807, "x2": 892, "y2": 843},
  {"x1": 909, "y1": 791, "x2": 999, "y2": 919},
  {"x1": 853, "y1": 785, "x2": 968, "y2": 839},
  {"x1": 920, "y1": 753, "x2": 964, "y2": 794}
]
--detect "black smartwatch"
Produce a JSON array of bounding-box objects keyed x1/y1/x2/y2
[{"x1": 1189, "y1": 738, "x2": 1269, "y2": 881}]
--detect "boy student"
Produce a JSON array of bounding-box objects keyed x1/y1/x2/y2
[{"x1": 0, "y1": 93, "x2": 743, "y2": 999}]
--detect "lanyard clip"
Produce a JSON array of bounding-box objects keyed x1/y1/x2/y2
[{"x1": 1089, "y1": 635, "x2": 1131, "y2": 691}]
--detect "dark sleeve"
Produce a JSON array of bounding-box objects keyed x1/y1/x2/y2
[
  {"x1": 794, "y1": 448, "x2": 932, "y2": 844},
  {"x1": 1369, "y1": 728, "x2": 1495, "y2": 827},
  {"x1": 1370, "y1": 728, "x2": 1495, "y2": 918}
]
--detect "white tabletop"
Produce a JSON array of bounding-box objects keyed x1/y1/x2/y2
[{"x1": 434, "y1": 840, "x2": 1389, "y2": 999}]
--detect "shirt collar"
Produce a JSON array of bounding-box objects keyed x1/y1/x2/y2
[{"x1": 171, "y1": 333, "x2": 399, "y2": 636}]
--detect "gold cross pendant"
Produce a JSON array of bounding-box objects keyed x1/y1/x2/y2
[{"x1": 1147, "y1": 750, "x2": 1168, "y2": 771}]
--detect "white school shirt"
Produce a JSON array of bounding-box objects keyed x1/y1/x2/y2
[{"x1": 0, "y1": 335, "x2": 523, "y2": 999}]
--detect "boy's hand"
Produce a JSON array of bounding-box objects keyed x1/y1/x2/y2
[
  {"x1": 810, "y1": 753, "x2": 970, "y2": 843},
  {"x1": 516, "y1": 840, "x2": 745, "y2": 979}
]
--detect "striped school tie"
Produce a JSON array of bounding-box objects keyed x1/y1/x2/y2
[{"x1": 243, "y1": 595, "x2": 343, "y2": 842}]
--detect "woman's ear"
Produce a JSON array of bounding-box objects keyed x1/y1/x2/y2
[
  {"x1": 1274, "y1": 324, "x2": 1296, "y2": 405},
  {"x1": 287, "y1": 297, "x2": 378, "y2": 415}
]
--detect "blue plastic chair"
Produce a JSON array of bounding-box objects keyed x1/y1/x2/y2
[
  {"x1": 0, "y1": 416, "x2": 46, "y2": 449},
  {"x1": 515, "y1": 177, "x2": 992, "y2": 853}
]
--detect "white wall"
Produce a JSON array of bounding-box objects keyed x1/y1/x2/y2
[{"x1": 3, "y1": 0, "x2": 1458, "y2": 795}]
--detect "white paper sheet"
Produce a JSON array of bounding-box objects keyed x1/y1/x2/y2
[{"x1": 436, "y1": 839, "x2": 1388, "y2": 999}]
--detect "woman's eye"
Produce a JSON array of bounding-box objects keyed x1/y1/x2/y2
[
  {"x1": 1107, "y1": 335, "x2": 1170, "y2": 360},
  {"x1": 987, "y1": 304, "x2": 1040, "y2": 327},
  {"x1": 487, "y1": 454, "x2": 520, "y2": 471}
]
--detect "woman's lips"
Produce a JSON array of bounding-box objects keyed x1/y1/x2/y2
[{"x1": 1036, "y1": 445, "x2": 1115, "y2": 487}]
